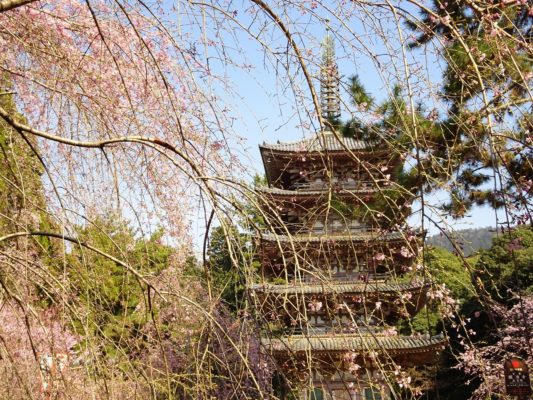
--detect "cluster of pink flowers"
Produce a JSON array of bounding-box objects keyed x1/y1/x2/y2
[
  {"x1": 308, "y1": 299, "x2": 323, "y2": 312},
  {"x1": 399, "y1": 246, "x2": 414, "y2": 258},
  {"x1": 457, "y1": 296, "x2": 533, "y2": 399},
  {"x1": 0, "y1": 302, "x2": 81, "y2": 398},
  {"x1": 374, "y1": 252, "x2": 386, "y2": 261},
  {"x1": 0, "y1": 0, "x2": 240, "y2": 245},
  {"x1": 428, "y1": 283, "x2": 457, "y2": 318},
  {"x1": 382, "y1": 326, "x2": 398, "y2": 336},
  {"x1": 342, "y1": 352, "x2": 361, "y2": 375}
]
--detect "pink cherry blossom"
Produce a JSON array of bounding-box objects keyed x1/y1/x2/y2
[
  {"x1": 399, "y1": 246, "x2": 413, "y2": 258},
  {"x1": 382, "y1": 327, "x2": 397, "y2": 336},
  {"x1": 457, "y1": 296, "x2": 533, "y2": 399},
  {"x1": 308, "y1": 300, "x2": 323, "y2": 312}
]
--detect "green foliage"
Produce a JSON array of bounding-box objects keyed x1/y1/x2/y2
[
  {"x1": 475, "y1": 225, "x2": 533, "y2": 301},
  {"x1": 404, "y1": 305, "x2": 442, "y2": 335},
  {"x1": 343, "y1": 80, "x2": 441, "y2": 147},
  {"x1": 207, "y1": 225, "x2": 246, "y2": 311},
  {"x1": 341, "y1": 119, "x2": 375, "y2": 141},
  {"x1": 426, "y1": 246, "x2": 476, "y2": 302},
  {"x1": 408, "y1": 1, "x2": 532, "y2": 110},
  {"x1": 418, "y1": 227, "x2": 533, "y2": 399},
  {"x1": 0, "y1": 82, "x2": 48, "y2": 233},
  {"x1": 66, "y1": 216, "x2": 174, "y2": 355},
  {"x1": 398, "y1": 246, "x2": 475, "y2": 399},
  {"x1": 341, "y1": 75, "x2": 386, "y2": 141},
  {"x1": 183, "y1": 254, "x2": 203, "y2": 279},
  {"x1": 247, "y1": 174, "x2": 269, "y2": 228},
  {"x1": 400, "y1": 246, "x2": 476, "y2": 336},
  {"x1": 340, "y1": 75, "x2": 455, "y2": 203},
  {"x1": 324, "y1": 115, "x2": 343, "y2": 131},
  {"x1": 253, "y1": 173, "x2": 267, "y2": 187},
  {"x1": 0, "y1": 80, "x2": 62, "y2": 301},
  {"x1": 348, "y1": 75, "x2": 375, "y2": 109}
]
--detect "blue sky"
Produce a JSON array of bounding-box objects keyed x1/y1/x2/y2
[{"x1": 187, "y1": 2, "x2": 503, "y2": 244}]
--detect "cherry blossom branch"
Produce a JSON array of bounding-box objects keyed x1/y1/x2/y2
[{"x1": 0, "y1": 104, "x2": 217, "y2": 197}]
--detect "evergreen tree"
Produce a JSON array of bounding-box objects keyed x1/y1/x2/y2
[
  {"x1": 341, "y1": 75, "x2": 452, "y2": 201},
  {"x1": 206, "y1": 225, "x2": 246, "y2": 311},
  {"x1": 0, "y1": 80, "x2": 51, "y2": 243},
  {"x1": 406, "y1": 1, "x2": 532, "y2": 218},
  {"x1": 475, "y1": 225, "x2": 533, "y2": 300},
  {"x1": 0, "y1": 79, "x2": 61, "y2": 302},
  {"x1": 66, "y1": 216, "x2": 174, "y2": 356}
]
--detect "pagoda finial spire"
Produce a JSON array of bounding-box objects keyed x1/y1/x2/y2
[{"x1": 320, "y1": 27, "x2": 341, "y2": 126}]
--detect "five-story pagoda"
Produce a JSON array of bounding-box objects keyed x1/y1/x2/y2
[{"x1": 250, "y1": 36, "x2": 446, "y2": 400}]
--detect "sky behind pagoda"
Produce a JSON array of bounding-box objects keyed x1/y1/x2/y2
[{"x1": 188, "y1": 2, "x2": 503, "y2": 244}]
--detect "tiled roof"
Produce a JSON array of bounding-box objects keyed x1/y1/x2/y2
[
  {"x1": 256, "y1": 186, "x2": 376, "y2": 196},
  {"x1": 250, "y1": 281, "x2": 429, "y2": 295},
  {"x1": 263, "y1": 333, "x2": 445, "y2": 353},
  {"x1": 259, "y1": 230, "x2": 407, "y2": 243},
  {"x1": 260, "y1": 133, "x2": 375, "y2": 153}
]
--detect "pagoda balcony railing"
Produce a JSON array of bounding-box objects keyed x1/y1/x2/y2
[
  {"x1": 290, "y1": 180, "x2": 378, "y2": 191},
  {"x1": 296, "y1": 272, "x2": 391, "y2": 283},
  {"x1": 309, "y1": 227, "x2": 368, "y2": 235},
  {"x1": 263, "y1": 272, "x2": 391, "y2": 285},
  {"x1": 271, "y1": 226, "x2": 372, "y2": 236},
  {"x1": 273, "y1": 325, "x2": 382, "y2": 336}
]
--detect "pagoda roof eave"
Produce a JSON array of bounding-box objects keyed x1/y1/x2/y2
[
  {"x1": 249, "y1": 281, "x2": 430, "y2": 295},
  {"x1": 258, "y1": 230, "x2": 421, "y2": 244},
  {"x1": 262, "y1": 333, "x2": 446, "y2": 354},
  {"x1": 259, "y1": 133, "x2": 378, "y2": 154},
  {"x1": 256, "y1": 186, "x2": 376, "y2": 197}
]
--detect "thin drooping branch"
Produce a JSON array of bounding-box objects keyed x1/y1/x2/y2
[
  {"x1": 249, "y1": 0, "x2": 327, "y2": 131},
  {"x1": 0, "y1": 104, "x2": 219, "y2": 201},
  {"x1": 0, "y1": 230, "x2": 158, "y2": 293},
  {"x1": 0, "y1": 104, "x2": 172, "y2": 150},
  {"x1": 0, "y1": 0, "x2": 37, "y2": 12}
]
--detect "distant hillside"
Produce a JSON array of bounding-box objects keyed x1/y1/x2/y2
[{"x1": 427, "y1": 227, "x2": 496, "y2": 256}]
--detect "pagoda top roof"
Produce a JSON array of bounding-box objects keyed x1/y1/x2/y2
[
  {"x1": 250, "y1": 280, "x2": 429, "y2": 295},
  {"x1": 260, "y1": 132, "x2": 377, "y2": 154},
  {"x1": 263, "y1": 333, "x2": 445, "y2": 354}
]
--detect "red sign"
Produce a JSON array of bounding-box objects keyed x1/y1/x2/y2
[{"x1": 504, "y1": 358, "x2": 532, "y2": 398}]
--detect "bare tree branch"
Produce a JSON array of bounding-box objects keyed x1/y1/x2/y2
[{"x1": 0, "y1": 0, "x2": 37, "y2": 13}]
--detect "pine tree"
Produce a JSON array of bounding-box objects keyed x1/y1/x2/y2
[{"x1": 405, "y1": 1, "x2": 532, "y2": 218}]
